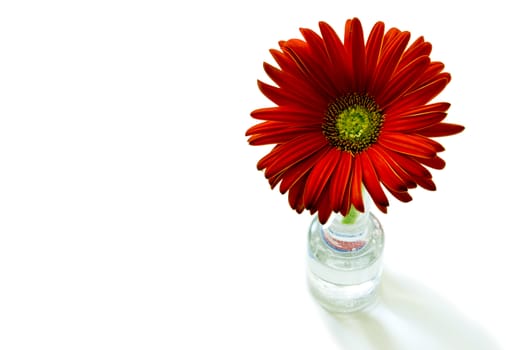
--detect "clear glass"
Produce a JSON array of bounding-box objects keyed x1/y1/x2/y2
[{"x1": 307, "y1": 195, "x2": 384, "y2": 313}]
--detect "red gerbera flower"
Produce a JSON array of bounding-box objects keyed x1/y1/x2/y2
[{"x1": 246, "y1": 18, "x2": 464, "y2": 224}]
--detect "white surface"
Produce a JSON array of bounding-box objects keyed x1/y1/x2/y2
[{"x1": 0, "y1": 1, "x2": 522, "y2": 349}]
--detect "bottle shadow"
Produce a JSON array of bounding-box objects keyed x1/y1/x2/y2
[{"x1": 316, "y1": 269, "x2": 501, "y2": 350}]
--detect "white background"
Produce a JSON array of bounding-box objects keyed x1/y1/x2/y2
[{"x1": 0, "y1": 0, "x2": 523, "y2": 349}]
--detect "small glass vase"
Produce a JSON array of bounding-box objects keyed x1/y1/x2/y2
[{"x1": 307, "y1": 193, "x2": 385, "y2": 313}]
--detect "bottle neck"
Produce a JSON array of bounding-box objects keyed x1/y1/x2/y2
[{"x1": 320, "y1": 193, "x2": 372, "y2": 252}]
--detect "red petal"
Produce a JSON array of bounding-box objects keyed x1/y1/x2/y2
[
  {"x1": 316, "y1": 186, "x2": 333, "y2": 224},
  {"x1": 263, "y1": 133, "x2": 327, "y2": 178},
  {"x1": 382, "y1": 27, "x2": 401, "y2": 48},
  {"x1": 416, "y1": 62, "x2": 446, "y2": 86},
  {"x1": 248, "y1": 134, "x2": 288, "y2": 145},
  {"x1": 383, "y1": 149, "x2": 432, "y2": 178},
  {"x1": 389, "y1": 190, "x2": 413, "y2": 203},
  {"x1": 270, "y1": 48, "x2": 300, "y2": 74},
  {"x1": 417, "y1": 123, "x2": 465, "y2": 137},
  {"x1": 257, "y1": 80, "x2": 322, "y2": 111},
  {"x1": 282, "y1": 38, "x2": 338, "y2": 99},
  {"x1": 247, "y1": 120, "x2": 319, "y2": 135},
  {"x1": 247, "y1": 121, "x2": 321, "y2": 145},
  {"x1": 384, "y1": 151, "x2": 437, "y2": 190},
  {"x1": 364, "y1": 21, "x2": 385, "y2": 89},
  {"x1": 378, "y1": 56, "x2": 430, "y2": 107},
  {"x1": 368, "y1": 147, "x2": 414, "y2": 203},
  {"x1": 397, "y1": 37, "x2": 432, "y2": 72},
  {"x1": 420, "y1": 136, "x2": 445, "y2": 152},
  {"x1": 387, "y1": 102, "x2": 450, "y2": 117},
  {"x1": 270, "y1": 47, "x2": 331, "y2": 100},
  {"x1": 344, "y1": 18, "x2": 366, "y2": 91},
  {"x1": 360, "y1": 153, "x2": 389, "y2": 213},
  {"x1": 256, "y1": 144, "x2": 282, "y2": 170},
  {"x1": 300, "y1": 27, "x2": 329, "y2": 63},
  {"x1": 367, "y1": 147, "x2": 408, "y2": 193},
  {"x1": 319, "y1": 21, "x2": 351, "y2": 93},
  {"x1": 303, "y1": 148, "x2": 340, "y2": 208},
  {"x1": 369, "y1": 31, "x2": 411, "y2": 97},
  {"x1": 385, "y1": 77, "x2": 450, "y2": 117},
  {"x1": 379, "y1": 132, "x2": 438, "y2": 158},
  {"x1": 413, "y1": 175, "x2": 436, "y2": 191},
  {"x1": 288, "y1": 175, "x2": 306, "y2": 213},
  {"x1": 250, "y1": 106, "x2": 322, "y2": 123},
  {"x1": 278, "y1": 146, "x2": 331, "y2": 193},
  {"x1": 413, "y1": 155, "x2": 446, "y2": 169},
  {"x1": 372, "y1": 145, "x2": 417, "y2": 189},
  {"x1": 268, "y1": 171, "x2": 283, "y2": 189},
  {"x1": 263, "y1": 62, "x2": 328, "y2": 107},
  {"x1": 382, "y1": 111, "x2": 447, "y2": 132},
  {"x1": 328, "y1": 151, "x2": 352, "y2": 213},
  {"x1": 349, "y1": 155, "x2": 364, "y2": 213}
]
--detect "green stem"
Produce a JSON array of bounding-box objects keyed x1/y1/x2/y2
[{"x1": 341, "y1": 205, "x2": 360, "y2": 225}]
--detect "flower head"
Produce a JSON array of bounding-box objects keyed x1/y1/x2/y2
[{"x1": 246, "y1": 18, "x2": 464, "y2": 224}]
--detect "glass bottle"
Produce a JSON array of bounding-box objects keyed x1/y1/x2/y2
[{"x1": 307, "y1": 193, "x2": 384, "y2": 313}]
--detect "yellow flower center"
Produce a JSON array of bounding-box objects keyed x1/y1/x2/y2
[{"x1": 322, "y1": 93, "x2": 384, "y2": 154}]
